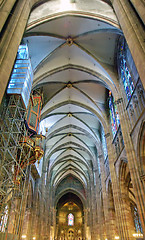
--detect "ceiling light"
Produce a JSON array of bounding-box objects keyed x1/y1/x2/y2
[
  {"x1": 22, "y1": 236, "x2": 26, "y2": 239},
  {"x1": 133, "y1": 233, "x2": 143, "y2": 238},
  {"x1": 60, "y1": 0, "x2": 70, "y2": 10},
  {"x1": 60, "y1": 0, "x2": 76, "y2": 11}
]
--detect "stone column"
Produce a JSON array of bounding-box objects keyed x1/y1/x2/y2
[
  {"x1": 0, "y1": 0, "x2": 17, "y2": 32},
  {"x1": 120, "y1": 186, "x2": 135, "y2": 238},
  {"x1": 128, "y1": 0, "x2": 145, "y2": 24},
  {"x1": 21, "y1": 211, "x2": 28, "y2": 237},
  {"x1": 53, "y1": 208, "x2": 57, "y2": 240},
  {"x1": 26, "y1": 208, "x2": 33, "y2": 240},
  {"x1": 111, "y1": 0, "x2": 145, "y2": 90},
  {"x1": 115, "y1": 97, "x2": 145, "y2": 235},
  {"x1": 0, "y1": 0, "x2": 46, "y2": 104},
  {"x1": 7, "y1": 198, "x2": 21, "y2": 235},
  {"x1": 107, "y1": 183, "x2": 119, "y2": 239},
  {"x1": 105, "y1": 132, "x2": 134, "y2": 240},
  {"x1": 93, "y1": 169, "x2": 100, "y2": 240},
  {"x1": 31, "y1": 179, "x2": 40, "y2": 240},
  {"x1": 0, "y1": 0, "x2": 30, "y2": 103},
  {"x1": 39, "y1": 173, "x2": 46, "y2": 240},
  {"x1": 95, "y1": 166, "x2": 105, "y2": 240},
  {"x1": 17, "y1": 167, "x2": 31, "y2": 240},
  {"x1": 85, "y1": 208, "x2": 91, "y2": 240},
  {"x1": 89, "y1": 172, "x2": 97, "y2": 240},
  {"x1": 46, "y1": 179, "x2": 51, "y2": 240},
  {"x1": 83, "y1": 209, "x2": 87, "y2": 240},
  {"x1": 98, "y1": 153, "x2": 110, "y2": 240}
]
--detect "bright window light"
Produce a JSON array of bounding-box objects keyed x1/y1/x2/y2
[
  {"x1": 60, "y1": 0, "x2": 75, "y2": 11},
  {"x1": 22, "y1": 235, "x2": 26, "y2": 239}
]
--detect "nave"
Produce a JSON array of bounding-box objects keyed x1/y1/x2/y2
[{"x1": 0, "y1": 1, "x2": 145, "y2": 240}]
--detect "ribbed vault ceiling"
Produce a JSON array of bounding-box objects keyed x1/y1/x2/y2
[{"x1": 24, "y1": 0, "x2": 122, "y2": 204}]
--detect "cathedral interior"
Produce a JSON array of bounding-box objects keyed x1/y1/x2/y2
[{"x1": 0, "y1": 0, "x2": 145, "y2": 240}]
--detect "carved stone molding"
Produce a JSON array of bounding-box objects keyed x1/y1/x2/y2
[
  {"x1": 115, "y1": 98, "x2": 123, "y2": 105},
  {"x1": 140, "y1": 174, "x2": 145, "y2": 182},
  {"x1": 104, "y1": 133, "x2": 110, "y2": 138},
  {"x1": 66, "y1": 37, "x2": 73, "y2": 46}
]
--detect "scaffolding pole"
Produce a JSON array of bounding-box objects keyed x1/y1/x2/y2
[{"x1": 0, "y1": 95, "x2": 31, "y2": 240}]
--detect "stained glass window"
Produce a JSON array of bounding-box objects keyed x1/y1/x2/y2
[
  {"x1": 119, "y1": 41, "x2": 134, "y2": 101},
  {"x1": 109, "y1": 91, "x2": 120, "y2": 137},
  {"x1": 0, "y1": 205, "x2": 8, "y2": 232},
  {"x1": 68, "y1": 213, "x2": 74, "y2": 226},
  {"x1": 130, "y1": 203, "x2": 143, "y2": 234},
  {"x1": 97, "y1": 157, "x2": 101, "y2": 175},
  {"x1": 101, "y1": 129, "x2": 108, "y2": 160}
]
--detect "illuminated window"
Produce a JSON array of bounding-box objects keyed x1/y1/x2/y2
[
  {"x1": 109, "y1": 91, "x2": 120, "y2": 137},
  {"x1": 0, "y1": 205, "x2": 9, "y2": 232},
  {"x1": 97, "y1": 157, "x2": 101, "y2": 175},
  {"x1": 68, "y1": 213, "x2": 74, "y2": 226},
  {"x1": 102, "y1": 129, "x2": 108, "y2": 160},
  {"x1": 119, "y1": 41, "x2": 134, "y2": 101},
  {"x1": 130, "y1": 203, "x2": 143, "y2": 234}
]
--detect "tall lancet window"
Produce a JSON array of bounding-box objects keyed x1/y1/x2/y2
[
  {"x1": 101, "y1": 129, "x2": 108, "y2": 160},
  {"x1": 109, "y1": 91, "x2": 120, "y2": 137},
  {"x1": 0, "y1": 205, "x2": 8, "y2": 232},
  {"x1": 68, "y1": 213, "x2": 74, "y2": 226},
  {"x1": 130, "y1": 203, "x2": 143, "y2": 234},
  {"x1": 119, "y1": 40, "x2": 135, "y2": 101}
]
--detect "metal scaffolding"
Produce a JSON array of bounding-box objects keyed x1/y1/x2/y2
[
  {"x1": 0, "y1": 95, "x2": 30, "y2": 237},
  {"x1": 0, "y1": 45, "x2": 44, "y2": 239}
]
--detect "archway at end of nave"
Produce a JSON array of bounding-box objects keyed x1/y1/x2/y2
[{"x1": 56, "y1": 193, "x2": 84, "y2": 240}]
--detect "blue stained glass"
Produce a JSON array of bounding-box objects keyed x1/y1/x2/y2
[
  {"x1": 131, "y1": 203, "x2": 143, "y2": 234},
  {"x1": 109, "y1": 91, "x2": 120, "y2": 137},
  {"x1": 102, "y1": 130, "x2": 108, "y2": 160},
  {"x1": 110, "y1": 108, "x2": 116, "y2": 137},
  {"x1": 97, "y1": 157, "x2": 101, "y2": 174},
  {"x1": 119, "y1": 41, "x2": 134, "y2": 100},
  {"x1": 134, "y1": 206, "x2": 143, "y2": 233}
]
